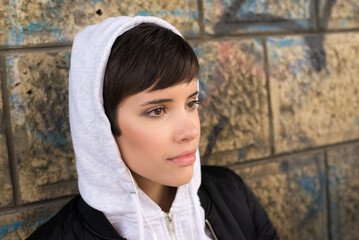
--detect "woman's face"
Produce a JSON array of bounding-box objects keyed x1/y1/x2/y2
[{"x1": 115, "y1": 80, "x2": 200, "y2": 189}]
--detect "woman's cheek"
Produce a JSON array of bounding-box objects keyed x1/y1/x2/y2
[{"x1": 125, "y1": 119, "x2": 171, "y2": 152}]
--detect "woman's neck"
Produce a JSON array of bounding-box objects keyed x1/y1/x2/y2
[{"x1": 132, "y1": 171, "x2": 177, "y2": 212}]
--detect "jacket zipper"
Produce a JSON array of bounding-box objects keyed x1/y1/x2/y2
[
  {"x1": 205, "y1": 219, "x2": 218, "y2": 240},
  {"x1": 164, "y1": 212, "x2": 175, "y2": 240}
]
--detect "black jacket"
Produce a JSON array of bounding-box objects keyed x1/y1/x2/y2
[{"x1": 27, "y1": 166, "x2": 279, "y2": 240}]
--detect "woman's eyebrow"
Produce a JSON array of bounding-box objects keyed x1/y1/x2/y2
[
  {"x1": 187, "y1": 91, "x2": 198, "y2": 99},
  {"x1": 141, "y1": 98, "x2": 173, "y2": 106},
  {"x1": 141, "y1": 91, "x2": 199, "y2": 106}
]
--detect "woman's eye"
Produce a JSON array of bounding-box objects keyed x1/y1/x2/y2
[
  {"x1": 186, "y1": 100, "x2": 200, "y2": 110},
  {"x1": 146, "y1": 107, "x2": 165, "y2": 117}
]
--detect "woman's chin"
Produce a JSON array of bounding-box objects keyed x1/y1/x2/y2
[{"x1": 166, "y1": 166, "x2": 194, "y2": 187}]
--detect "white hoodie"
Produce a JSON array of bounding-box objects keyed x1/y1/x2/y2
[{"x1": 69, "y1": 16, "x2": 211, "y2": 240}]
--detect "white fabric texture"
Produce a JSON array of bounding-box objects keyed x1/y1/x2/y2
[{"x1": 69, "y1": 16, "x2": 210, "y2": 240}]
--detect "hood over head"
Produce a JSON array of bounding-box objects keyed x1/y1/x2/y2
[{"x1": 69, "y1": 16, "x2": 207, "y2": 239}]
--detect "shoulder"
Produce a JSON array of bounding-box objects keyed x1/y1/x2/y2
[
  {"x1": 201, "y1": 165, "x2": 238, "y2": 178},
  {"x1": 201, "y1": 165, "x2": 247, "y2": 191},
  {"x1": 27, "y1": 195, "x2": 123, "y2": 240},
  {"x1": 199, "y1": 165, "x2": 252, "y2": 216},
  {"x1": 199, "y1": 165, "x2": 280, "y2": 240},
  {"x1": 26, "y1": 196, "x2": 81, "y2": 240},
  {"x1": 199, "y1": 165, "x2": 251, "y2": 204}
]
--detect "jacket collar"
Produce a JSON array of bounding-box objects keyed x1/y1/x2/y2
[{"x1": 77, "y1": 196, "x2": 125, "y2": 239}]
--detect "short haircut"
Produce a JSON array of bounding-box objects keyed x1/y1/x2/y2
[{"x1": 103, "y1": 23, "x2": 200, "y2": 136}]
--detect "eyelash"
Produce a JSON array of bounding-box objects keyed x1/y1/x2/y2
[
  {"x1": 144, "y1": 100, "x2": 200, "y2": 118},
  {"x1": 186, "y1": 100, "x2": 200, "y2": 110}
]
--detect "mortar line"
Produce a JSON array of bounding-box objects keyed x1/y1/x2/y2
[
  {"x1": 324, "y1": 150, "x2": 332, "y2": 240},
  {"x1": 0, "y1": 194, "x2": 76, "y2": 216},
  {"x1": 222, "y1": 138, "x2": 359, "y2": 169},
  {"x1": 314, "y1": 0, "x2": 321, "y2": 30},
  {"x1": 0, "y1": 42, "x2": 72, "y2": 51},
  {"x1": 0, "y1": 55, "x2": 21, "y2": 206},
  {"x1": 0, "y1": 45, "x2": 73, "y2": 55},
  {"x1": 262, "y1": 38, "x2": 275, "y2": 156},
  {"x1": 186, "y1": 27, "x2": 359, "y2": 42},
  {"x1": 196, "y1": 0, "x2": 205, "y2": 37},
  {"x1": 228, "y1": 148, "x2": 324, "y2": 170},
  {"x1": 0, "y1": 27, "x2": 358, "y2": 50}
]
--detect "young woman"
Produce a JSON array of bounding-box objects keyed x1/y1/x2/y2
[{"x1": 27, "y1": 16, "x2": 279, "y2": 240}]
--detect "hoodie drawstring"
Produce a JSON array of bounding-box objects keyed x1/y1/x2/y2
[
  {"x1": 127, "y1": 168, "x2": 158, "y2": 240},
  {"x1": 130, "y1": 194, "x2": 145, "y2": 239},
  {"x1": 128, "y1": 168, "x2": 198, "y2": 240},
  {"x1": 186, "y1": 184, "x2": 195, "y2": 240}
]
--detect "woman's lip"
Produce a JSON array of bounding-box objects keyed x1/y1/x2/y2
[{"x1": 168, "y1": 152, "x2": 196, "y2": 166}]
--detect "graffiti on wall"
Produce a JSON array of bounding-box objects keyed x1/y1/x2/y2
[{"x1": 201, "y1": 0, "x2": 338, "y2": 163}]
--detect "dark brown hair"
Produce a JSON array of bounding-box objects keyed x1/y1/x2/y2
[{"x1": 103, "y1": 23, "x2": 200, "y2": 136}]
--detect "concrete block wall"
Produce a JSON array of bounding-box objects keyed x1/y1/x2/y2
[{"x1": 0, "y1": 0, "x2": 358, "y2": 239}]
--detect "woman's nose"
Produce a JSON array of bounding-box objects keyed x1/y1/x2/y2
[{"x1": 174, "y1": 113, "x2": 200, "y2": 143}]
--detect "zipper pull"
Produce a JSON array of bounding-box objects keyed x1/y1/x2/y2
[{"x1": 164, "y1": 212, "x2": 175, "y2": 240}]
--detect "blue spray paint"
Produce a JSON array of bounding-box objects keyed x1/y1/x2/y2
[
  {"x1": 354, "y1": 118, "x2": 359, "y2": 127},
  {"x1": 136, "y1": 9, "x2": 198, "y2": 19},
  {"x1": 293, "y1": 171, "x2": 326, "y2": 227},
  {"x1": 6, "y1": 20, "x2": 67, "y2": 45},
  {"x1": 10, "y1": 94, "x2": 17, "y2": 105},
  {"x1": 87, "y1": 0, "x2": 105, "y2": 7},
  {"x1": 0, "y1": 222, "x2": 22, "y2": 238},
  {"x1": 0, "y1": 217, "x2": 51, "y2": 238},
  {"x1": 28, "y1": 125, "x2": 71, "y2": 154},
  {"x1": 5, "y1": 57, "x2": 15, "y2": 85},
  {"x1": 239, "y1": 0, "x2": 267, "y2": 16},
  {"x1": 266, "y1": 38, "x2": 307, "y2": 48},
  {"x1": 65, "y1": 52, "x2": 72, "y2": 70},
  {"x1": 5, "y1": 0, "x2": 72, "y2": 45},
  {"x1": 137, "y1": 10, "x2": 151, "y2": 16}
]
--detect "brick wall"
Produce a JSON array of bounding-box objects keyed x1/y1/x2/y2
[{"x1": 0, "y1": 0, "x2": 358, "y2": 239}]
